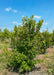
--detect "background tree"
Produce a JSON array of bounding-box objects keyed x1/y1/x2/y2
[
  {"x1": 42, "y1": 29, "x2": 51, "y2": 48},
  {"x1": 3, "y1": 28, "x2": 10, "y2": 39},
  {"x1": 0, "y1": 28, "x2": 2, "y2": 33},
  {"x1": 51, "y1": 30, "x2": 54, "y2": 45}
]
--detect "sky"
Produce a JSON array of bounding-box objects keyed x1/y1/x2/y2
[{"x1": 0, "y1": 0, "x2": 54, "y2": 32}]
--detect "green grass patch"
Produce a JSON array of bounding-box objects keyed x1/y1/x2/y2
[
  {"x1": 0, "y1": 53, "x2": 8, "y2": 72},
  {"x1": 0, "y1": 44, "x2": 10, "y2": 49}
]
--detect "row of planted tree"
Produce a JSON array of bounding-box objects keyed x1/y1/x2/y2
[{"x1": 0, "y1": 15, "x2": 54, "y2": 72}]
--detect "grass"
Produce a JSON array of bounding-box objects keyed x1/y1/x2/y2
[
  {"x1": 0, "y1": 40, "x2": 11, "y2": 72},
  {"x1": 43, "y1": 48, "x2": 54, "y2": 74},
  {"x1": 0, "y1": 53, "x2": 8, "y2": 72},
  {"x1": 0, "y1": 39, "x2": 11, "y2": 49},
  {"x1": 0, "y1": 44, "x2": 10, "y2": 49}
]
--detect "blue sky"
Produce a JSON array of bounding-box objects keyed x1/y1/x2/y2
[{"x1": 0, "y1": 0, "x2": 54, "y2": 32}]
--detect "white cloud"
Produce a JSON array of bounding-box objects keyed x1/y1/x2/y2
[
  {"x1": 34, "y1": 15, "x2": 41, "y2": 19},
  {"x1": 5, "y1": 7, "x2": 18, "y2": 13},
  {"x1": 5, "y1": 7, "x2": 12, "y2": 11},
  {"x1": 13, "y1": 10, "x2": 18, "y2": 13},
  {"x1": 12, "y1": 22, "x2": 22, "y2": 25},
  {"x1": 43, "y1": 22, "x2": 48, "y2": 25}
]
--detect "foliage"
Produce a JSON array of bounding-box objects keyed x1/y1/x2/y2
[
  {"x1": 48, "y1": 64, "x2": 54, "y2": 75},
  {"x1": 34, "y1": 33, "x2": 46, "y2": 54},
  {"x1": 0, "y1": 53, "x2": 8, "y2": 71},
  {"x1": 42, "y1": 29, "x2": 52, "y2": 48},
  {"x1": 51, "y1": 30, "x2": 54, "y2": 45},
  {"x1": 7, "y1": 15, "x2": 43, "y2": 72},
  {"x1": 0, "y1": 28, "x2": 10, "y2": 41}
]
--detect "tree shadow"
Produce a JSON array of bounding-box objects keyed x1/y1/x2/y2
[{"x1": 19, "y1": 67, "x2": 41, "y2": 75}]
